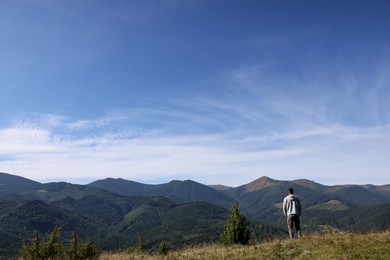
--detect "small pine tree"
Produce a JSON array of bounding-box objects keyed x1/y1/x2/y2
[
  {"x1": 41, "y1": 226, "x2": 62, "y2": 258},
  {"x1": 77, "y1": 241, "x2": 101, "y2": 260},
  {"x1": 66, "y1": 232, "x2": 101, "y2": 260},
  {"x1": 136, "y1": 233, "x2": 146, "y2": 253},
  {"x1": 126, "y1": 233, "x2": 147, "y2": 254},
  {"x1": 67, "y1": 232, "x2": 79, "y2": 260},
  {"x1": 19, "y1": 231, "x2": 41, "y2": 259},
  {"x1": 221, "y1": 202, "x2": 251, "y2": 245},
  {"x1": 19, "y1": 227, "x2": 63, "y2": 259},
  {"x1": 158, "y1": 240, "x2": 170, "y2": 255},
  {"x1": 19, "y1": 227, "x2": 100, "y2": 260}
]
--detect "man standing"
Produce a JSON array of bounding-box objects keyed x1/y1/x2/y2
[{"x1": 283, "y1": 188, "x2": 302, "y2": 239}]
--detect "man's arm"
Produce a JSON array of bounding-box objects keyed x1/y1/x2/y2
[{"x1": 282, "y1": 197, "x2": 287, "y2": 217}]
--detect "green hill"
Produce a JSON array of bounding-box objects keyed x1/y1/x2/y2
[
  {"x1": 0, "y1": 172, "x2": 41, "y2": 196},
  {"x1": 88, "y1": 178, "x2": 234, "y2": 209},
  {"x1": 0, "y1": 187, "x2": 245, "y2": 257},
  {"x1": 292, "y1": 178, "x2": 390, "y2": 204},
  {"x1": 0, "y1": 199, "x2": 124, "y2": 257},
  {"x1": 1, "y1": 172, "x2": 390, "y2": 258}
]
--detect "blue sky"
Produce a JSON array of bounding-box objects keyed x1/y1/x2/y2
[{"x1": 0, "y1": 0, "x2": 389, "y2": 186}]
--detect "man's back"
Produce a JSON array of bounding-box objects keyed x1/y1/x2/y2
[{"x1": 283, "y1": 194, "x2": 301, "y2": 217}]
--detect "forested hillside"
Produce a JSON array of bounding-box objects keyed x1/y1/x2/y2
[{"x1": 1, "y1": 172, "x2": 390, "y2": 257}]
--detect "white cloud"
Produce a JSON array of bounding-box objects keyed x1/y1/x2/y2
[
  {"x1": 0, "y1": 111, "x2": 389, "y2": 186},
  {"x1": 1, "y1": 61, "x2": 389, "y2": 186},
  {"x1": 67, "y1": 115, "x2": 120, "y2": 130}
]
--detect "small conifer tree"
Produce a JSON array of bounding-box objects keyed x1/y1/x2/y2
[
  {"x1": 158, "y1": 240, "x2": 170, "y2": 255},
  {"x1": 19, "y1": 231, "x2": 41, "y2": 259},
  {"x1": 19, "y1": 227, "x2": 63, "y2": 259},
  {"x1": 221, "y1": 202, "x2": 251, "y2": 245},
  {"x1": 67, "y1": 232, "x2": 79, "y2": 260},
  {"x1": 19, "y1": 227, "x2": 100, "y2": 259},
  {"x1": 136, "y1": 233, "x2": 146, "y2": 252}
]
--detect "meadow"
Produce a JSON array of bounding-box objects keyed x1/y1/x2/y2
[{"x1": 100, "y1": 231, "x2": 390, "y2": 259}]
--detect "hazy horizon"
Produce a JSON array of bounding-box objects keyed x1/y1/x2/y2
[{"x1": 2, "y1": 171, "x2": 389, "y2": 187}]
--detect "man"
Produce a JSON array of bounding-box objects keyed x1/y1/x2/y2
[{"x1": 283, "y1": 188, "x2": 302, "y2": 239}]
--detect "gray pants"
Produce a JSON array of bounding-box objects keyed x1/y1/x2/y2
[{"x1": 287, "y1": 215, "x2": 301, "y2": 239}]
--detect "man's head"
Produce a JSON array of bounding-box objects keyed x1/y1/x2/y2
[{"x1": 288, "y1": 188, "x2": 294, "y2": 195}]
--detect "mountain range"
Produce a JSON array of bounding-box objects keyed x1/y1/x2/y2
[{"x1": 1, "y1": 172, "x2": 390, "y2": 257}]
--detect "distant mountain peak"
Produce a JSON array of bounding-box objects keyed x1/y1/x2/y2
[
  {"x1": 244, "y1": 176, "x2": 277, "y2": 192},
  {"x1": 292, "y1": 178, "x2": 325, "y2": 190},
  {"x1": 0, "y1": 172, "x2": 42, "y2": 196}
]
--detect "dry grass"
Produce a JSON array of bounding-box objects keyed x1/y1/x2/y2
[{"x1": 100, "y1": 231, "x2": 390, "y2": 259}]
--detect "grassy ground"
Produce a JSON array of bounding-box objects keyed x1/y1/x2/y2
[{"x1": 100, "y1": 231, "x2": 390, "y2": 259}]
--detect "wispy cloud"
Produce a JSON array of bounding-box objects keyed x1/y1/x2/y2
[
  {"x1": 1, "y1": 55, "x2": 389, "y2": 185},
  {"x1": 1, "y1": 107, "x2": 389, "y2": 186}
]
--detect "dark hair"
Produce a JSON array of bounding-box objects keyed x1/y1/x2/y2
[{"x1": 288, "y1": 188, "x2": 294, "y2": 194}]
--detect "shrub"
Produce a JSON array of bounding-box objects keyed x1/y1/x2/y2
[
  {"x1": 126, "y1": 233, "x2": 147, "y2": 254},
  {"x1": 77, "y1": 241, "x2": 101, "y2": 259},
  {"x1": 136, "y1": 233, "x2": 146, "y2": 253},
  {"x1": 158, "y1": 240, "x2": 171, "y2": 255}
]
